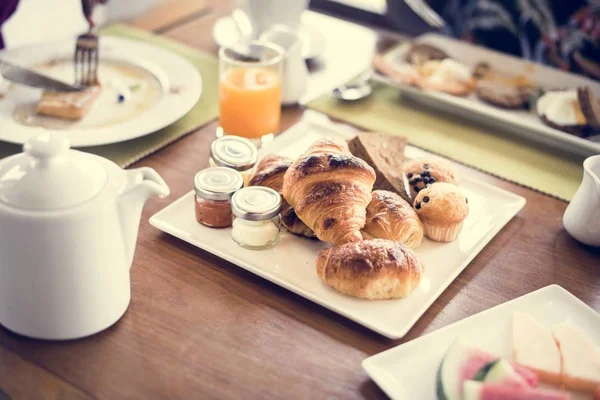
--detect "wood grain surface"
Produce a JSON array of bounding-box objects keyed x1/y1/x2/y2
[{"x1": 1, "y1": 1, "x2": 598, "y2": 399}]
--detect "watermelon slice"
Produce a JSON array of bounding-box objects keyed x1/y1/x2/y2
[
  {"x1": 473, "y1": 360, "x2": 527, "y2": 386},
  {"x1": 462, "y1": 381, "x2": 570, "y2": 400},
  {"x1": 437, "y1": 338, "x2": 539, "y2": 400}
]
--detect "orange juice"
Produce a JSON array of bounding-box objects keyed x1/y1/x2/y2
[{"x1": 219, "y1": 68, "x2": 281, "y2": 139}]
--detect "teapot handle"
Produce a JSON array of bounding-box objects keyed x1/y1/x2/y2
[{"x1": 123, "y1": 167, "x2": 170, "y2": 198}]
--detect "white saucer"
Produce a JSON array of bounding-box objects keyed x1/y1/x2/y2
[{"x1": 212, "y1": 14, "x2": 325, "y2": 60}]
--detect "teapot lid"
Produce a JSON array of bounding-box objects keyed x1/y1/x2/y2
[{"x1": 0, "y1": 133, "x2": 107, "y2": 211}]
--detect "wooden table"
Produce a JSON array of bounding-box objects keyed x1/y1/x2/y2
[{"x1": 1, "y1": 2, "x2": 599, "y2": 399}]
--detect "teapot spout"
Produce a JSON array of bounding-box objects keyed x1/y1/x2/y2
[{"x1": 118, "y1": 167, "x2": 170, "y2": 266}]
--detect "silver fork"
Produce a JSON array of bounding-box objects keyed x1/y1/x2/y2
[{"x1": 74, "y1": 30, "x2": 99, "y2": 86}]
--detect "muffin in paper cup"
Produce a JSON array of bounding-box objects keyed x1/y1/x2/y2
[
  {"x1": 413, "y1": 182, "x2": 469, "y2": 243},
  {"x1": 403, "y1": 156, "x2": 460, "y2": 201}
]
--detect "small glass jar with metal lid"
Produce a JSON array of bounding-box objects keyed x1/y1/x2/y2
[
  {"x1": 231, "y1": 186, "x2": 282, "y2": 250},
  {"x1": 209, "y1": 136, "x2": 258, "y2": 187},
  {"x1": 194, "y1": 167, "x2": 244, "y2": 229}
]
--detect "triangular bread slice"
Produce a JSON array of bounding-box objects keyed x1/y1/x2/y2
[
  {"x1": 552, "y1": 322, "x2": 600, "y2": 394},
  {"x1": 347, "y1": 132, "x2": 410, "y2": 202},
  {"x1": 512, "y1": 312, "x2": 562, "y2": 385}
]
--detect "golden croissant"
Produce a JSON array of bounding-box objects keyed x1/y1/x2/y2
[
  {"x1": 316, "y1": 239, "x2": 424, "y2": 299},
  {"x1": 249, "y1": 155, "x2": 315, "y2": 238},
  {"x1": 283, "y1": 138, "x2": 376, "y2": 245},
  {"x1": 361, "y1": 190, "x2": 424, "y2": 248}
]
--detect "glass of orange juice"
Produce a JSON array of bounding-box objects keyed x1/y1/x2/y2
[{"x1": 218, "y1": 42, "x2": 283, "y2": 144}]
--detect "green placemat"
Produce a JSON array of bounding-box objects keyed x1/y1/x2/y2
[
  {"x1": 0, "y1": 23, "x2": 219, "y2": 167},
  {"x1": 308, "y1": 81, "x2": 584, "y2": 201}
]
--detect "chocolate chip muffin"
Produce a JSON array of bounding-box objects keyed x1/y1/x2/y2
[
  {"x1": 403, "y1": 156, "x2": 460, "y2": 200},
  {"x1": 413, "y1": 182, "x2": 469, "y2": 243}
]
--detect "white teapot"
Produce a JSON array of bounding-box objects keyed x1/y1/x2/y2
[
  {"x1": 0, "y1": 134, "x2": 170, "y2": 340},
  {"x1": 563, "y1": 155, "x2": 600, "y2": 247}
]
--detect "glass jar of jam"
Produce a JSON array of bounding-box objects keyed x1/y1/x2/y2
[
  {"x1": 209, "y1": 136, "x2": 258, "y2": 187},
  {"x1": 194, "y1": 167, "x2": 244, "y2": 228},
  {"x1": 231, "y1": 187, "x2": 282, "y2": 250}
]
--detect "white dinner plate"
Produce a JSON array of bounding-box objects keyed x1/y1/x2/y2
[
  {"x1": 0, "y1": 36, "x2": 202, "y2": 147},
  {"x1": 149, "y1": 119, "x2": 526, "y2": 339},
  {"x1": 212, "y1": 12, "x2": 325, "y2": 60},
  {"x1": 362, "y1": 285, "x2": 600, "y2": 400},
  {"x1": 375, "y1": 33, "x2": 600, "y2": 157}
]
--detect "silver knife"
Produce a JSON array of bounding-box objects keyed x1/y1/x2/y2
[{"x1": 0, "y1": 59, "x2": 86, "y2": 92}]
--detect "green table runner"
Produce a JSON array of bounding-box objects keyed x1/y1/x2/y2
[
  {"x1": 308, "y1": 81, "x2": 584, "y2": 201},
  {"x1": 0, "y1": 23, "x2": 219, "y2": 167}
]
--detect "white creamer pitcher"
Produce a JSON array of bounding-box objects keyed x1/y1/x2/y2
[
  {"x1": 260, "y1": 25, "x2": 308, "y2": 105},
  {"x1": 563, "y1": 155, "x2": 600, "y2": 247}
]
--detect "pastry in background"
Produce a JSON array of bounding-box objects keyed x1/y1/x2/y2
[
  {"x1": 347, "y1": 132, "x2": 410, "y2": 202},
  {"x1": 283, "y1": 138, "x2": 376, "y2": 245},
  {"x1": 413, "y1": 182, "x2": 468, "y2": 242},
  {"x1": 404, "y1": 43, "x2": 448, "y2": 66},
  {"x1": 537, "y1": 87, "x2": 600, "y2": 137},
  {"x1": 403, "y1": 156, "x2": 460, "y2": 200},
  {"x1": 361, "y1": 190, "x2": 423, "y2": 249},
  {"x1": 475, "y1": 81, "x2": 531, "y2": 109},
  {"x1": 579, "y1": 86, "x2": 600, "y2": 130},
  {"x1": 414, "y1": 59, "x2": 475, "y2": 97},
  {"x1": 249, "y1": 155, "x2": 315, "y2": 238},
  {"x1": 316, "y1": 239, "x2": 424, "y2": 300},
  {"x1": 372, "y1": 54, "x2": 420, "y2": 86},
  {"x1": 36, "y1": 85, "x2": 102, "y2": 120}
]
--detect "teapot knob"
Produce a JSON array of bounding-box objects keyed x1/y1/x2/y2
[{"x1": 24, "y1": 133, "x2": 70, "y2": 160}]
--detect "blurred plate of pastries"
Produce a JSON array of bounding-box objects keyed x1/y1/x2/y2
[
  {"x1": 372, "y1": 33, "x2": 600, "y2": 157},
  {"x1": 150, "y1": 118, "x2": 525, "y2": 339}
]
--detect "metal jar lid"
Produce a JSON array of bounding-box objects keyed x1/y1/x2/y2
[
  {"x1": 231, "y1": 187, "x2": 281, "y2": 221},
  {"x1": 210, "y1": 136, "x2": 258, "y2": 172},
  {"x1": 194, "y1": 167, "x2": 244, "y2": 201}
]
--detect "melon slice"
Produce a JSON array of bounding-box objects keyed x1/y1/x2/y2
[
  {"x1": 512, "y1": 312, "x2": 562, "y2": 385},
  {"x1": 462, "y1": 381, "x2": 571, "y2": 400},
  {"x1": 437, "y1": 337, "x2": 481, "y2": 400},
  {"x1": 552, "y1": 322, "x2": 600, "y2": 394},
  {"x1": 437, "y1": 338, "x2": 538, "y2": 400},
  {"x1": 474, "y1": 359, "x2": 527, "y2": 387}
]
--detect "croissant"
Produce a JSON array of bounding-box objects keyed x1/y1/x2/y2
[
  {"x1": 249, "y1": 155, "x2": 315, "y2": 238},
  {"x1": 283, "y1": 138, "x2": 376, "y2": 245},
  {"x1": 361, "y1": 190, "x2": 424, "y2": 248},
  {"x1": 316, "y1": 239, "x2": 424, "y2": 299}
]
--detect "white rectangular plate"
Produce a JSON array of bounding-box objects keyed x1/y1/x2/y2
[
  {"x1": 376, "y1": 33, "x2": 600, "y2": 157},
  {"x1": 149, "y1": 120, "x2": 526, "y2": 339},
  {"x1": 362, "y1": 285, "x2": 600, "y2": 400}
]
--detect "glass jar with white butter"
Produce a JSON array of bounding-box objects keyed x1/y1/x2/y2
[
  {"x1": 209, "y1": 136, "x2": 258, "y2": 187},
  {"x1": 231, "y1": 187, "x2": 281, "y2": 250}
]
